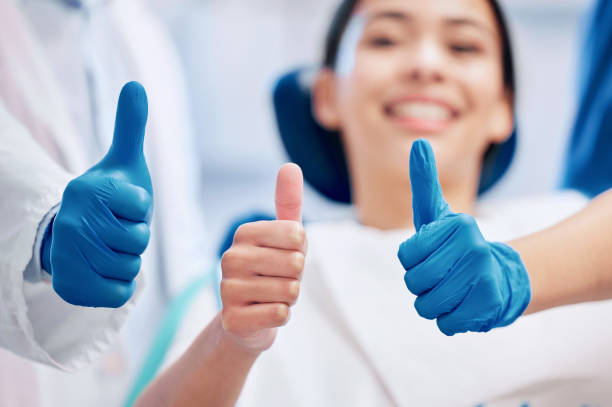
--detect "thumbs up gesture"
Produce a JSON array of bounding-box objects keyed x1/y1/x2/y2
[
  {"x1": 41, "y1": 82, "x2": 153, "y2": 308},
  {"x1": 219, "y1": 164, "x2": 306, "y2": 352},
  {"x1": 397, "y1": 139, "x2": 531, "y2": 335}
]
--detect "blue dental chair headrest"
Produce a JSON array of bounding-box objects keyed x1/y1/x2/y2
[{"x1": 273, "y1": 67, "x2": 517, "y2": 203}]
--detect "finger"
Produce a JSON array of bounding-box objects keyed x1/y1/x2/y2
[
  {"x1": 275, "y1": 163, "x2": 303, "y2": 222},
  {"x1": 413, "y1": 272, "x2": 474, "y2": 320},
  {"x1": 221, "y1": 277, "x2": 300, "y2": 306},
  {"x1": 436, "y1": 279, "x2": 504, "y2": 336},
  {"x1": 107, "y1": 181, "x2": 153, "y2": 223},
  {"x1": 78, "y1": 236, "x2": 143, "y2": 280},
  {"x1": 221, "y1": 246, "x2": 304, "y2": 279},
  {"x1": 94, "y1": 252, "x2": 142, "y2": 281},
  {"x1": 222, "y1": 303, "x2": 290, "y2": 335},
  {"x1": 97, "y1": 215, "x2": 150, "y2": 255},
  {"x1": 233, "y1": 220, "x2": 306, "y2": 251},
  {"x1": 88, "y1": 274, "x2": 135, "y2": 308},
  {"x1": 52, "y1": 266, "x2": 135, "y2": 308},
  {"x1": 409, "y1": 139, "x2": 451, "y2": 230},
  {"x1": 104, "y1": 81, "x2": 148, "y2": 166},
  {"x1": 398, "y1": 214, "x2": 460, "y2": 272}
]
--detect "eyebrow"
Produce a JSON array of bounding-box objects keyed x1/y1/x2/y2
[
  {"x1": 445, "y1": 18, "x2": 496, "y2": 38},
  {"x1": 364, "y1": 11, "x2": 412, "y2": 25},
  {"x1": 363, "y1": 11, "x2": 496, "y2": 38}
]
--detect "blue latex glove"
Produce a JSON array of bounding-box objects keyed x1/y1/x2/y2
[
  {"x1": 40, "y1": 82, "x2": 153, "y2": 308},
  {"x1": 397, "y1": 139, "x2": 531, "y2": 335}
]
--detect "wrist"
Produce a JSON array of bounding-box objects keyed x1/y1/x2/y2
[
  {"x1": 40, "y1": 215, "x2": 55, "y2": 275},
  {"x1": 211, "y1": 313, "x2": 263, "y2": 360},
  {"x1": 491, "y1": 242, "x2": 531, "y2": 327}
]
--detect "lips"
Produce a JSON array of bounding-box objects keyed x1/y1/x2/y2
[{"x1": 384, "y1": 98, "x2": 458, "y2": 133}]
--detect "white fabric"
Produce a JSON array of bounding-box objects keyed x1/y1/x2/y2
[
  {"x1": 0, "y1": 97, "x2": 140, "y2": 371},
  {"x1": 170, "y1": 190, "x2": 612, "y2": 406},
  {"x1": 24, "y1": 204, "x2": 58, "y2": 283},
  {"x1": 0, "y1": 0, "x2": 208, "y2": 405}
]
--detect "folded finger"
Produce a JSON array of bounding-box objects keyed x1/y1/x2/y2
[{"x1": 221, "y1": 277, "x2": 300, "y2": 306}]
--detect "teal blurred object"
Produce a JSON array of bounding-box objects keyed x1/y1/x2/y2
[
  {"x1": 124, "y1": 213, "x2": 274, "y2": 405},
  {"x1": 123, "y1": 269, "x2": 217, "y2": 407}
]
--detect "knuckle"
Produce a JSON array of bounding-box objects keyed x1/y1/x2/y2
[
  {"x1": 219, "y1": 279, "x2": 234, "y2": 300},
  {"x1": 291, "y1": 224, "x2": 306, "y2": 248},
  {"x1": 65, "y1": 178, "x2": 88, "y2": 197},
  {"x1": 283, "y1": 222, "x2": 305, "y2": 249},
  {"x1": 289, "y1": 252, "x2": 305, "y2": 277},
  {"x1": 221, "y1": 249, "x2": 242, "y2": 274},
  {"x1": 108, "y1": 255, "x2": 141, "y2": 281},
  {"x1": 114, "y1": 290, "x2": 132, "y2": 308},
  {"x1": 480, "y1": 272, "x2": 498, "y2": 288},
  {"x1": 135, "y1": 223, "x2": 151, "y2": 251},
  {"x1": 273, "y1": 304, "x2": 290, "y2": 325},
  {"x1": 437, "y1": 319, "x2": 457, "y2": 336},
  {"x1": 220, "y1": 251, "x2": 232, "y2": 271},
  {"x1": 233, "y1": 223, "x2": 252, "y2": 243},
  {"x1": 414, "y1": 298, "x2": 435, "y2": 320},
  {"x1": 455, "y1": 213, "x2": 476, "y2": 230},
  {"x1": 471, "y1": 240, "x2": 491, "y2": 258},
  {"x1": 403, "y1": 272, "x2": 416, "y2": 293},
  {"x1": 127, "y1": 256, "x2": 142, "y2": 279},
  {"x1": 135, "y1": 187, "x2": 153, "y2": 209},
  {"x1": 286, "y1": 280, "x2": 300, "y2": 304}
]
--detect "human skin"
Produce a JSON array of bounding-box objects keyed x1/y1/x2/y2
[
  {"x1": 312, "y1": 0, "x2": 612, "y2": 319},
  {"x1": 513, "y1": 189, "x2": 612, "y2": 315},
  {"x1": 136, "y1": 0, "x2": 533, "y2": 404},
  {"x1": 135, "y1": 163, "x2": 306, "y2": 407},
  {"x1": 313, "y1": 0, "x2": 513, "y2": 230}
]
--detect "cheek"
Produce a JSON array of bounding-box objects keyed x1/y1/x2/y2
[
  {"x1": 457, "y1": 60, "x2": 505, "y2": 114},
  {"x1": 433, "y1": 62, "x2": 506, "y2": 167},
  {"x1": 334, "y1": 60, "x2": 398, "y2": 169},
  {"x1": 337, "y1": 52, "x2": 398, "y2": 122}
]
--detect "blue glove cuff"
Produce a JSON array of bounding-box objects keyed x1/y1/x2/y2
[
  {"x1": 491, "y1": 242, "x2": 531, "y2": 328},
  {"x1": 40, "y1": 216, "x2": 55, "y2": 275}
]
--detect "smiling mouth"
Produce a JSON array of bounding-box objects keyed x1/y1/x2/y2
[{"x1": 384, "y1": 101, "x2": 458, "y2": 133}]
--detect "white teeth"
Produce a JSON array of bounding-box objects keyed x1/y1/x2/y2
[{"x1": 391, "y1": 102, "x2": 451, "y2": 121}]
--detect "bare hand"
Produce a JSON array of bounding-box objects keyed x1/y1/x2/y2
[{"x1": 220, "y1": 164, "x2": 306, "y2": 352}]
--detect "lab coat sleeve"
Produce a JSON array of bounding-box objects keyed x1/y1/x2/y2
[
  {"x1": 0, "y1": 101, "x2": 140, "y2": 371},
  {"x1": 23, "y1": 203, "x2": 58, "y2": 284}
]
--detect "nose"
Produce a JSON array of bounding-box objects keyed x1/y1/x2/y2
[{"x1": 403, "y1": 38, "x2": 445, "y2": 83}]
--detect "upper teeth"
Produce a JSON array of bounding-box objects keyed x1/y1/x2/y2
[{"x1": 391, "y1": 102, "x2": 452, "y2": 121}]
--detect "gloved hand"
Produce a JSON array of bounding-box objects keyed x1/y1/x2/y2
[
  {"x1": 397, "y1": 139, "x2": 531, "y2": 335},
  {"x1": 40, "y1": 81, "x2": 153, "y2": 308}
]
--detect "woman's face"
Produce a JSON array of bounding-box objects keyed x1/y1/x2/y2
[{"x1": 315, "y1": 0, "x2": 513, "y2": 192}]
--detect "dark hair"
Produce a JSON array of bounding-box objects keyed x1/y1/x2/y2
[{"x1": 322, "y1": 0, "x2": 515, "y2": 96}]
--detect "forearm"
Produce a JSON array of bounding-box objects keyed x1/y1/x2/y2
[
  {"x1": 509, "y1": 190, "x2": 612, "y2": 314},
  {"x1": 136, "y1": 312, "x2": 260, "y2": 407}
]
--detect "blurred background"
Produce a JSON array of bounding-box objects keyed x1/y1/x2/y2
[
  {"x1": 1, "y1": 2, "x2": 601, "y2": 406},
  {"x1": 148, "y1": 0, "x2": 594, "y2": 260}
]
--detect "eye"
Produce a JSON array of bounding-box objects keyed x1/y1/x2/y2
[
  {"x1": 367, "y1": 36, "x2": 397, "y2": 48},
  {"x1": 450, "y1": 44, "x2": 480, "y2": 54}
]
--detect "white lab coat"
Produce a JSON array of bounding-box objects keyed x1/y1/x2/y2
[
  {"x1": 169, "y1": 190, "x2": 612, "y2": 406},
  {"x1": 0, "y1": 0, "x2": 207, "y2": 405}
]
